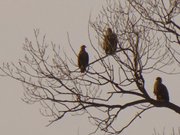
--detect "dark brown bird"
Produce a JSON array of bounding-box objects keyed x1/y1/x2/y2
[
  {"x1": 154, "y1": 77, "x2": 169, "y2": 102},
  {"x1": 78, "y1": 45, "x2": 89, "y2": 73},
  {"x1": 103, "y1": 27, "x2": 118, "y2": 54}
]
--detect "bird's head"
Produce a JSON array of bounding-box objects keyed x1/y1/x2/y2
[
  {"x1": 156, "y1": 77, "x2": 162, "y2": 83},
  {"x1": 80, "y1": 45, "x2": 86, "y2": 50},
  {"x1": 107, "y1": 27, "x2": 112, "y2": 34}
]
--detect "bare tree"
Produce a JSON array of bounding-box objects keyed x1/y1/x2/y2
[
  {"x1": 0, "y1": 0, "x2": 180, "y2": 134},
  {"x1": 127, "y1": 0, "x2": 180, "y2": 63}
]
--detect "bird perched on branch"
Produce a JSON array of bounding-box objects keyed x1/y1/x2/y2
[
  {"x1": 154, "y1": 77, "x2": 169, "y2": 102},
  {"x1": 78, "y1": 45, "x2": 89, "y2": 73},
  {"x1": 102, "y1": 27, "x2": 118, "y2": 54}
]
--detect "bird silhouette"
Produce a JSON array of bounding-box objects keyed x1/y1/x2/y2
[
  {"x1": 78, "y1": 45, "x2": 89, "y2": 73},
  {"x1": 102, "y1": 27, "x2": 118, "y2": 54},
  {"x1": 154, "y1": 77, "x2": 169, "y2": 102}
]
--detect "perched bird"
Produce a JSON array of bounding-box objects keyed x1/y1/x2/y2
[
  {"x1": 102, "y1": 27, "x2": 118, "y2": 54},
  {"x1": 154, "y1": 77, "x2": 169, "y2": 102},
  {"x1": 78, "y1": 45, "x2": 89, "y2": 73}
]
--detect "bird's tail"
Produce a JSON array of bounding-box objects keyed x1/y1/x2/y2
[{"x1": 80, "y1": 66, "x2": 86, "y2": 73}]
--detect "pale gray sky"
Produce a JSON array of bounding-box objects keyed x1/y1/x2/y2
[{"x1": 0, "y1": 0, "x2": 180, "y2": 135}]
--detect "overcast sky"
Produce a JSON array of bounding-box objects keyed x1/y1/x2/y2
[{"x1": 0, "y1": 0, "x2": 180, "y2": 135}]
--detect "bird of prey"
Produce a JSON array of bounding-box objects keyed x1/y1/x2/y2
[
  {"x1": 154, "y1": 77, "x2": 169, "y2": 102},
  {"x1": 78, "y1": 45, "x2": 89, "y2": 73},
  {"x1": 102, "y1": 27, "x2": 118, "y2": 54}
]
